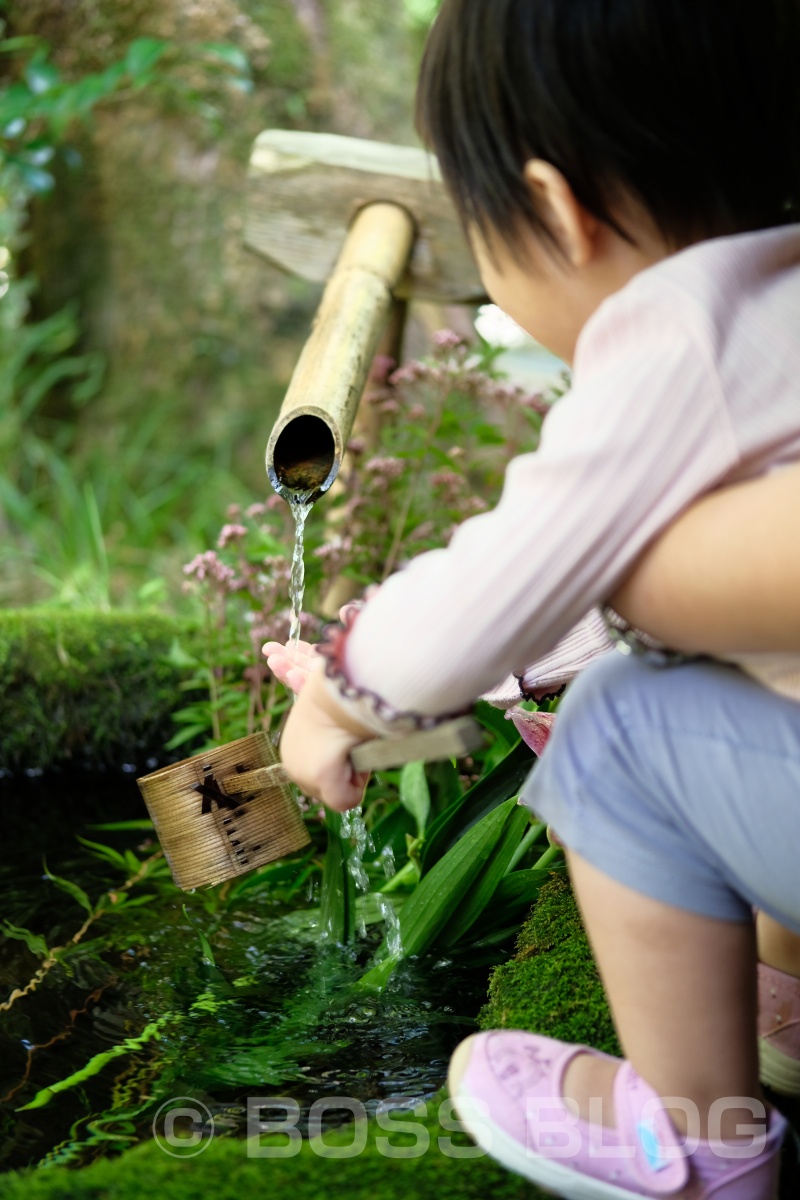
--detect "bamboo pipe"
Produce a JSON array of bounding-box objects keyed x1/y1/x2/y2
[{"x1": 265, "y1": 202, "x2": 416, "y2": 499}]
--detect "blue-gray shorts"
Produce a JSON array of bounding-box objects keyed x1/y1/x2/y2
[{"x1": 521, "y1": 651, "x2": 800, "y2": 933}]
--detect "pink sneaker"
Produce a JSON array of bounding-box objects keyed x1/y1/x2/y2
[
  {"x1": 759, "y1": 961, "x2": 800, "y2": 1096},
  {"x1": 448, "y1": 1030, "x2": 787, "y2": 1199}
]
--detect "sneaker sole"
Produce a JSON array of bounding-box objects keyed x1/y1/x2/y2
[
  {"x1": 759, "y1": 1037, "x2": 800, "y2": 1097},
  {"x1": 447, "y1": 1041, "x2": 656, "y2": 1200},
  {"x1": 451, "y1": 1097, "x2": 658, "y2": 1200}
]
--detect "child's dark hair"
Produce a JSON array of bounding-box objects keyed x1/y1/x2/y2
[{"x1": 417, "y1": 0, "x2": 800, "y2": 254}]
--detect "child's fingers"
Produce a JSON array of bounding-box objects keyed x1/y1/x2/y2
[
  {"x1": 262, "y1": 639, "x2": 315, "y2": 661},
  {"x1": 323, "y1": 769, "x2": 370, "y2": 813},
  {"x1": 265, "y1": 655, "x2": 292, "y2": 687},
  {"x1": 263, "y1": 639, "x2": 320, "y2": 692},
  {"x1": 262, "y1": 641, "x2": 317, "y2": 672},
  {"x1": 285, "y1": 665, "x2": 310, "y2": 693}
]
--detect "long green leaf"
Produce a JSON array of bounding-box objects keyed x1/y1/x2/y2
[
  {"x1": 42, "y1": 862, "x2": 93, "y2": 915},
  {"x1": 426, "y1": 758, "x2": 463, "y2": 817},
  {"x1": 182, "y1": 904, "x2": 216, "y2": 966},
  {"x1": 397, "y1": 796, "x2": 520, "y2": 959},
  {"x1": 367, "y1": 801, "x2": 415, "y2": 866},
  {"x1": 124, "y1": 37, "x2": 167, "y2": 79},
  {"x1": 0, "y1": 920, "x2": 49, "y2": 958},
  {"x1": 473, "y1": 699, "x2": 520, "y2": 748},
  {"x1": 467, "y1": 865, "x2": 562, "y2": 940},
  {"x1": 196, "y1": 41, "x2": 251, "y2": 75},
  {"x1": 399, "y1": 761, "x2": 430, "y2": 838},
  {"x1": 87, "y1": 820, "x2": 155, "y2": 832},
  {"x1": 420, "y1": 740, "x2": 534, "y2": 874},
  {"x1": 320, "y1": 811, "x2": 355, "y2": 945},
  {"x1": 437, "y1": 804, "x2": 529, "y2": 947},
  {"x1": 75, "y1": 836, "x2": 129, "y2": 871}
]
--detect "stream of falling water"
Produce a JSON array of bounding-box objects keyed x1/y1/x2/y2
[
  {"x1": 284, "y1": 488, "x2": 314, "y2": 654},
  {"x1": 341, "y1": 809, "x2": 403, "y2": 954},
  {"x1": 278, "y1": 483, "x2": 403, "y2": 955}
]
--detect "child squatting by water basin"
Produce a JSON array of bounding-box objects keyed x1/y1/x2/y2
[{"x1": 267, "y1": 2, "x2": 800, "y2": 1197}]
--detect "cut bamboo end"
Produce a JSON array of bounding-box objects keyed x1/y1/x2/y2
[{"x1": 266, "y1": 203, "x2": 416, "y2": 499}]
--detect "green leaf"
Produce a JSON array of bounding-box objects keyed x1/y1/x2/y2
[
  {"x1": 164, "y1": 723, "x2": 208, "y2": 750},
  {"x1": 203, "y1": 1043, "x2": 306, "y2": 1088},
  {"x1": 0, "y1": 36, "x2": 46, "y2": 54},
  {"x1": 88, "y1": 820, "x2": 155, "y2": 832},
  {"x1": 182, "y1": 904, "x2": 216, "y2": 966},
  {"x1": 124, "y1": 37, "x2": 167, "y2": 79},
  {"x1": 0, "y1": 919, "x2": 49, "y2": 958},
  {"x1": 225, "y1": 855, "x2": 315, "y2": 900},
  {"x1": 163, "y1": 636, "x2": 199, "y2": 669},
  {"x1": 68, "y1": 68, "x2": 123, "y2": 115},
  {"x1": 420, "y1": 739, "x2": 533, "y2": 875},
  {"x1": 43, "y1": 863, "x2": 93, "y2": 915},
  {"x1": 473, "y1": 699, "x2": 520, "y2": 748},
  {"x1": 75, "y1": 837, "x2": 129, "y2": 871},
  {"x1": 357, "y1": 953, "x2": 401, "y2": 992},
  {"x1": 426, "y1": 758, "x2": 463, "y2": 817},
  {"x1": 399, "y1": 761, "x2": 430, "y2": 838},
  {"x1": 367, "y1": 802, "x2": 415, "y2": 866},
  {"x1": 24, "y1": 58, "x2": 60, "y2": 95},
  {"x1": 396, "y1": 796, "x2": 520, "y2": 960},
  {"x1": 437, "y1": 804, "x2": 529, "y2": 947},
  {"x1": 320, "y1": 811, "x2": 356, "y2": 945},
  {"x1": 196, "y1": 41, "x2": 250, "y2": 75}
]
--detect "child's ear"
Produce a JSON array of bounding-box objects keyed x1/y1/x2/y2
[{"x1": 523, "y1": 159, "x2": 599, "y2": 268}]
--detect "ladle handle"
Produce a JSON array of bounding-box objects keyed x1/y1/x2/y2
[
  {"x1": 350, "y1": 715, "x2": 483, "y2": 773},
  {"x1": 225, "y1": 717, "x2": 484, "y2": 793}
]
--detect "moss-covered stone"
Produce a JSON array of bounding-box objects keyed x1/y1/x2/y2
[
  {"x1": 479, "y1": 873, "x2": 620, "y2": 1056},
  {"x1": 0, "y1": 609, "x2": 196, "y2": 771},
  {"x1": 0, "y1": 1097, "x2": 552, "y2": 1199}
]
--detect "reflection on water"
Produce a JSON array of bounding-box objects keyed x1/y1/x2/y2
[{"x1": 0, "y1": 771, "x2": 488, "y2": 1171}]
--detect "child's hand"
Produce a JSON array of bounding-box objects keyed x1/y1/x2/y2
[
  {"x1": 278, "y1": 663, "x2": 373, "y2": 811},
  {"x1": 262, "y1": 639, "x2": 318, "y2": 694},
  {"x1": 262, "y1": 603, "x2": 366, "y2": 695}
]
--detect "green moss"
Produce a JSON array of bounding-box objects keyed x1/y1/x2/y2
[
  {"x1": 1, "y1": 1099, "x2": 554, "y2": 1199},
  {"x1": 479, "y1": 874, "x2": 620, "y2": 1055},
  {"x1": 0, "y1": 609, "x2": 196, "y2": 771}
]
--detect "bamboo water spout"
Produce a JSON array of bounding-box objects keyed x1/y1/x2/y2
[
  {"x1": 265, "y1": 202, "x2": 416, "y2": 499},
  {"x1": 248, "y1": 130, "x2": 485, "y2": 501}
]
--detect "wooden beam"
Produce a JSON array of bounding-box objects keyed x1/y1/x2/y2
[{"x1": 245, "y1": 130, "x2": 485, "y2": 304}]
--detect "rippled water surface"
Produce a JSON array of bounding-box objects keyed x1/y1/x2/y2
[{"x1": 0, "y1": 771, "x2": 489, "y2": 1170}]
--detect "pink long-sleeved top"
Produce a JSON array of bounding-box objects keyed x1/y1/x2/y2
[{"x1": 331, "y1": 224, "x2": 800, "y2": 732}]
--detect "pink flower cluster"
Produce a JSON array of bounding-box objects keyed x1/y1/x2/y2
[
  {"x1": 183, "y1": 551, "x2": 236, "y2": 588},
  {"x1": 363, "y1": 456, "x2": 405, "y2": 482},
  {"x1": 217, "y1": 523, "x2": 247, "y2": 549},
  {"x1": 432, "y1": 328, "x2": 467, "y2": 352}
]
